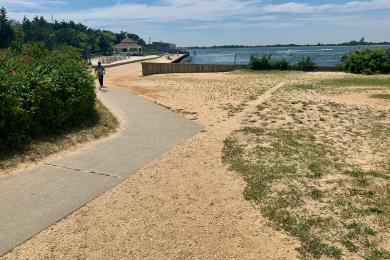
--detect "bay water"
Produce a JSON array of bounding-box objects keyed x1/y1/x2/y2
[{"x1": 186, "y1": 45, "x2": 390, "y2": 66}]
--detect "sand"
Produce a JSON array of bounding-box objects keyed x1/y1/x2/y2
[
  {"x1": 4, "y1": 65, "x2": 389, "y2": 259},
  {"x1": 3, "y1": 64, "x2": 302, "y2": 259}
]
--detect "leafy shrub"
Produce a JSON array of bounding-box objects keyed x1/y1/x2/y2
[
  {"x1": 295, "y1": 56, "x2": 316, "y2": 71},
  {"x1": 339, "y1": 48, "x2": 390, "y2": 74},
  {"x1": 0, "y1": 44, "x2": 96, "y2": 148},
  {"x1": 271, "y1": 59, "x2": 290, "y2": 70},
  {"x1": 249, "y1": 54, "x2": 272, "y2": 70},
  {"x1": 249, "y1": 54, "x2": 290, "y2": 70}
]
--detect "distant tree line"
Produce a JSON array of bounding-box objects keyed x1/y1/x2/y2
[
  {"x1": 248, "y1": 48, "x2": 390, "y2": 74},
  {"x1": 186, "y1": 39, "x2": 390, "y2": 49},
  {"x1": 0, "y1": 7, "x2": 146, "y2": 55}
]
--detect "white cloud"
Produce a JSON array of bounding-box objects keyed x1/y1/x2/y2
[
  {"x1": 262, "y1": 0, "x2": 390, "y2": 14},
  {"x1": 24, "y1": 0, "x2": 256, "y2": 21},
  {"x1": 6, "y1": 0, "x2": 390, "y2": 24},
  {"x1": 2, "y1": 0, "x2": 67, "y2": 9}
]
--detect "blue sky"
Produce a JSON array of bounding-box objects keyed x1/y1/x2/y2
[{"x1": 2, "y1": 0, "x2": 390, "y2": 46}]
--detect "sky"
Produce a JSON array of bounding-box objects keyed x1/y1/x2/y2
[{"x1": 2, "y1": 0, "x2": 390, "y2": 46}]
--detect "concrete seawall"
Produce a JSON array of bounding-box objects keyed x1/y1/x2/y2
[{"x1": 171, "y1": 54, "x2": 189, "y2": 64}]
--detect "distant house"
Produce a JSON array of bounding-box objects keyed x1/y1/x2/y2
[
  {"x1": 149, "y1": 42, "x2": 177, "y2": 53},
  {"x1": 114, "y1": 38, "x2": 142, "y2": 55}
]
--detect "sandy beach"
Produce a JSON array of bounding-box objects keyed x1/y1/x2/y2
[{"x1": 3, "y1": 62, "x2": 390, "y2": 259}]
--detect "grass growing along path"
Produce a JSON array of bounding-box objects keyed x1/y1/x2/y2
[
  {"x1": 371, "y1": 94, "x2": 390, "y2": 100},
  {"x1": 223, "y1": 79, "x2": 390, "y2": 259},
  {"x1": 0, "y1": 100, "x2": 118, "y2": 176},
  {"x1": 320, "y1": 77, "x2": 390, "y2": 87}
]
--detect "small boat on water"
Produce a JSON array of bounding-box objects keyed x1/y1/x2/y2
[{"x1": 286, "y1": 50, "x2": 294, "y2": 55}]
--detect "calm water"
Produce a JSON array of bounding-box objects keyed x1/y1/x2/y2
[{"x1": 186, "y1": 45, "x2": 390, "y2": 66}]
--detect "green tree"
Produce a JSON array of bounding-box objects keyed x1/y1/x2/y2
[
  {"x1": 1, "y1": 7, "x2": 146, "y2": 54},
  {"x1": 0, "y1": 7, "x2": 14, "y2": 48},
  {"x1": 115, "y1": 31, "x2": 146, "y2": 46},
  {"x1": 115, "y1": 31, "x2": 128, "y2": 44},
  {"x1": 95, "y1": 31, "x2": 115, "y2": 53}
]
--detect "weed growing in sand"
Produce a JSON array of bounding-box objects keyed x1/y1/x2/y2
[
  {"x1": 221, "y1": 102, "x2": 248, "y2": 117},
  {"x1": 370, "y1": 94, "x2": 390, "y2": 100}
]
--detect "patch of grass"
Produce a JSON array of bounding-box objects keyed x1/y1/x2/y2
[
  {"x1": 232, "y1": 69, "x2": 295, "y2": 75},
  {"x1": 310, "y1": 188, "x2": 323, "y2": 200},
  {"x1": 222, "y1": 102, "x2": 248, "y2": 117},
  {"x1": 370, "y1": 94, "x2": 390, "y2": 100},
  {"x1": 320, "y1": 77, "x2": 390, "y2": 87},
  {"x1": 365, "y1": 247, "x2": 390, "y2": 260},
  {"x1": 0, "y1": 100, "x2": 119, "y2": 174},
  {"x1": 223, "y1": 126, "x2": 390, "y2": 258}
]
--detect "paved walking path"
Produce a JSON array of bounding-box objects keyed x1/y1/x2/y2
[
  {"x1": 0, "y1": 86, "x2": 202, "y2": 256},
  {"x1": 91, "y1": 55, "x2": 159, "y2": 67}
]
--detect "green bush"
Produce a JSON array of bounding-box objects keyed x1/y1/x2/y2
[
  {"x1": 249, "y1": 54, "x2": 272, "y2": 70},
  {"x1": 295, "y1": 56, "x2": 316, "y2": 71},
  {"x1": 339, "y1": 48, "x2": 390, "y2": 74},
  {"x1": 271, "y1": 59, "x2": 290, "y2": 70},
  {"x1": 249, "y1": 54, "x2": 290, "y2": 70},
  {"x1": 0, "y1": 44, "x2": 96, "y2": 148}
]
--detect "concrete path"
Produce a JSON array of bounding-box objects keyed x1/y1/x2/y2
[
  {"x1": 91, "y1": 55, "x2": 159, "y2": 67},
  {"x1": 0, "y1": 86, "x2": 202, "y2": 256}
]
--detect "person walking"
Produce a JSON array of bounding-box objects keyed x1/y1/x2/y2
[{"x1": 95, "y1": 61, "x2": 105, "y2": 90}]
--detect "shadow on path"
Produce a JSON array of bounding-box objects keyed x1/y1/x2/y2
[{"x1": 0, "y1": 86, "x2": 202, "y2": 256}]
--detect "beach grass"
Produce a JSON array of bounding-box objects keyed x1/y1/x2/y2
[
  {"x1": 232, "y1": 68, "x2": 296, "y2": 75},
  {"x1": 370, "y1": 93, "x2": 390, "y2": 100},
  {"x1": 223, "y1": 85, "x2": 390, "y2": 258},
  {"x1": 223, "y1": 127, "x2": 390, "y2": 259},
  {"x1": 320, "y1": 77, "x2": 390, "y2": 87}
]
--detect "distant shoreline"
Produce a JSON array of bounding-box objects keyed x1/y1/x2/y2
[
  {"x1": 184, "y1": 42, "x2": 390, "y2": 49},
  {"x1": 185, "y1": 44, "x2": 390, "y2": 67}
]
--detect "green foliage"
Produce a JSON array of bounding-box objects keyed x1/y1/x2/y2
[
  {"x1": 339, "y1": 48, "x2": 390, "y2": 74},
  {"x1": 143, "y1": 48, "x2": 161, "y2": 55},
  {"x1": 320, "y1": 77, "x2": 390, "y2": 87},
  {"x1": 0, "y1": 7, "x2": 145, "y2": 54},
  {"x1": 249, "y1": 54, "x2": 314, "y2": 71},
  {"x1": 370, "y1": 93, "x2": 390, "y2": 100},
  {"x1": 249, "y1": 54, "x2": 272, "y2": 70},
  {"x1": 0, "y1": 44, "x2": 96, "y2": 148},
  {"x1": 249, "y1": 54, "x2": 290, "y2": 70},
  {"x1": 223, "y1": 124, "x2": 390, "y2": 258},
  {"x1": 295, "y1": 56, "x2": 316, "y2": 71},
  {"x1": 0, "y1": 7, "x2": 14, "y2": 48},
  {"x1": 271, "y1": 59, "x2": 290, "y2": 70},
  {"x1": 95, "y1": 31, "x2": 116, "y2": 53}
]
